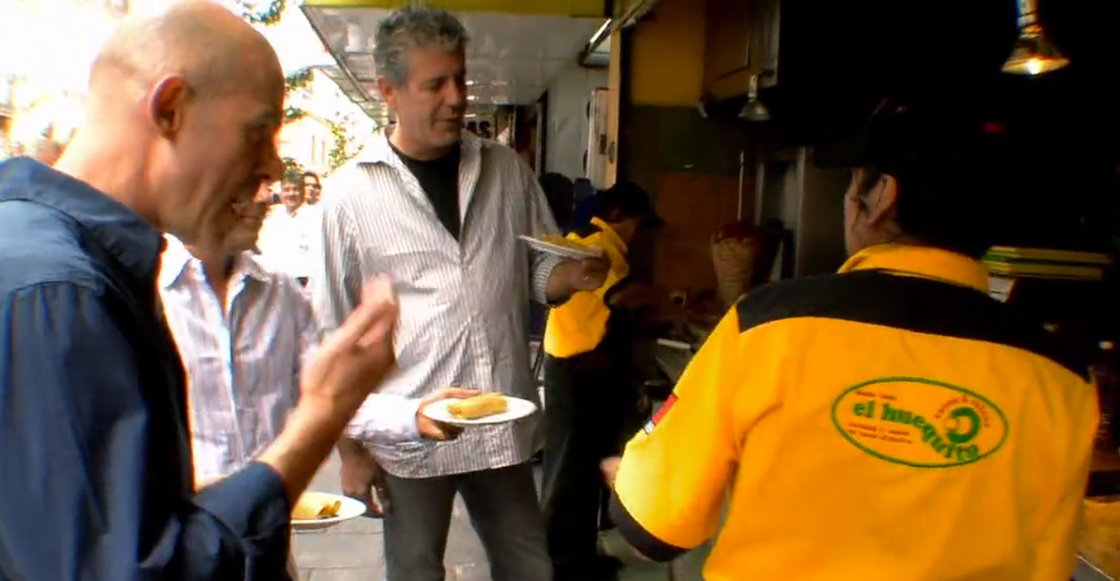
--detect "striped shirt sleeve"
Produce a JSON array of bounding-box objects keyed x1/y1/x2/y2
[
  {"x1": 521, "y1": 159, "x2": 564, "y2": 304},
  {"x1": 293, "y1": 281, "x2": 321, "y2": 404},
  {"x1": 312, "y1": 188, "x2": 362, "y2": 333}
]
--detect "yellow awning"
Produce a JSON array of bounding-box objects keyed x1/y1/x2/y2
[{"x1": 301, "y1": 0, "x2": 606, "y2": 18}]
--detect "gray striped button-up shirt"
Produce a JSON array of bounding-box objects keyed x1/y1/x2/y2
[
  {"x1": 160, "y1": 235, "x2": 319, "y2": 486},
  {"x1": 313, "y1": 130, "x2": 562, "y2": 478},
  {"x1": 161, "y1": 235, "x2": 421, "y2": 486}
]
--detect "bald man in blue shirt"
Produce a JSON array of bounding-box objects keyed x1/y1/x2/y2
[{"x1": 0, "y1": 3, "x2": 399, "y2": 580}]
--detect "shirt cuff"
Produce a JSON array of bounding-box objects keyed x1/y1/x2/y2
[
  {"x1": 343, "y1": 394, "x2": 423, "y2": 444},
  {"x1": 193, "y1": 462, "x2": 291, "y2": 557},
  {"x1": 532, "y1": 253, "x2": 565, "y2": 305}
]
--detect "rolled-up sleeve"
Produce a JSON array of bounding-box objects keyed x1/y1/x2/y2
[
  {"x1": 311, "y1": 180, "x2": 365, "y2": 339},
  {"x1": 312, "y1": 179, "x2": 421, "y2": 445},
  {"x1": 0, "y1": 283, "x2": 291, "y2": 580},
  {"x1": 343, "y1": 396, "x2": 423, "y2": 444}
]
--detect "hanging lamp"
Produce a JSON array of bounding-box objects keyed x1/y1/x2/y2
[
  {"x1": 739, "y1": 73, "x2": 771, "y2": 122},
  {"x1": 1002, "y1": 0, "x2": 1069, "y2": 75}
]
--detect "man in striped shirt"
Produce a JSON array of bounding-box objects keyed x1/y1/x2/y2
[
  {"x1": 159, "y1": 183, "x2": 328, "y2": 489},
  {"x1": 161, "y1": 182, "x2": 471, "y2": 576},
  {"x1": 313, "y1": 7, "x2": 609, "y2": 581}
]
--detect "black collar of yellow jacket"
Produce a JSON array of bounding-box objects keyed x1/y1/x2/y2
[{"x1": 735, "y1": 243, "x2": 1088, "y2": 381}]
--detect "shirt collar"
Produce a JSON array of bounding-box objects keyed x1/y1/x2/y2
[
  {"x1": 356, "y1": 129, "x2": 486, "y2": 166},
  {"x1": 838, "y1": 243, "x2": 989, "y2": 293},
  {"x1": 590, "y1": 217, "x2": 628, "y2": 254},
  {"x1": 160, "y1": 234, "x2": 271, "y2": 289},
  {"x1": 0, "y1": 157, "x2": 164, "y2": 284}
]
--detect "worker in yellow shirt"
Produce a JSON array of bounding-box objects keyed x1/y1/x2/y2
[
  {"x1": 602, "y1": 100, "x2": 1099, "y2": 581},
  {"x1": 540, "y1": 181, "x2": 663, "y2": 581}
]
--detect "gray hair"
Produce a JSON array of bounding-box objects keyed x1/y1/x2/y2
[{"x1": 374, "y1": 6, "x2": 469, "y2": 87}]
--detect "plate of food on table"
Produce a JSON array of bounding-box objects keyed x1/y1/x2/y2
[
  {"x1": 291, "y1": 491, "x2": 367, "y2": 531},
  {"x1": 517, "y1": 234, "x2": 603, "y2": 260},
  {"x1": 422, "y1": 392, "x2": 538, "y2": 426}
]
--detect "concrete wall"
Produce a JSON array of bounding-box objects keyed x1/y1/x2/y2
[
  {"x1": 278, "y1": 116, "x2": 334, "y2": 176},
  {"x1": 544, "y1": 64, "x2": 608, "y2": 179}
]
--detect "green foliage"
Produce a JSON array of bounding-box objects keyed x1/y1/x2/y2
[
  {"x1": 238, "y1": 0, "x2": 285, "y2": 26},
  {"x1": 284, "y1": 106, "x2": 307, "y2": 123},
  {"x1": 235, "y1": 1, "x2": 358, "y2": 175},
  {"x1": 282, "y1": 69, "x2": 312, "y2": 124},
  {"x1": 284, "y1": 68, "x2": 313, "y2": 94},
  {"x1": 281, "y1": 156, "x2": 304, "y2": 178},
  {"x1": 327, "y1": 120, "x2": 357, "y2": 172}
]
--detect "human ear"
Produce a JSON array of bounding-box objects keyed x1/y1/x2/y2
[
  {"x1": 865, "y1": 174, "x2": 899, "y2": 226},
  {"x1": 147, "y1": 75, "x2": 190, "y2": 137},
  {"x1": 377, "y1": 76, "x2": 398, "y2": 112}
]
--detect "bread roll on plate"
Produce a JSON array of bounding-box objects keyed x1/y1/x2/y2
[{"x1": 447, "y1": 393, "x2": 509, "y2": 420}]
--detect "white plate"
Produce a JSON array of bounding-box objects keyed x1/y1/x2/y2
[
  {"x1": 422, "y1": 395, "x2": 538, "y2": 426},
  {"x1": 291, "y1": 492, "x2": 367, "y2": 531},
  {"x1": 518, "y1": 235, "x2": 603, "y2": 259}
]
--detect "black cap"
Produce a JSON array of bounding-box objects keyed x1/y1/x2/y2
[
  {"x1": 596, "y1": 181, "x2": 665, "y2": 227},
  {"x1": 813, "y1": 98, "x2": 1008, "y2": 179},
  {"x1": 813, "y1": 98, "x2": 1012, "y2": 258}
]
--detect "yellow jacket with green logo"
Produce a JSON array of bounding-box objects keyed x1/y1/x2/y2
[
  {"x1": 543, "y1": 217, "x2": 631, "y2": 358},
  {"x1": 610, "y1": 244, "x2": 1098, "y2": 581}
]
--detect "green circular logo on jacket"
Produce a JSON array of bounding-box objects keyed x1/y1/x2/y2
[{"x1": 831, "y1": 377, "x2": 1009, "y2": 468}]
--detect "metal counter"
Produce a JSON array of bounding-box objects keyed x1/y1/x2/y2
[{"x1": 1076, "y1": 556, "x2": 1116, "y2": 581}]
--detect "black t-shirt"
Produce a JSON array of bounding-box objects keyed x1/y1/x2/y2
[{"x1": 390, "y1": 141, "x2": 461, "y2": 240}]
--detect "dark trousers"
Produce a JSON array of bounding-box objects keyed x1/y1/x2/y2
[
  {"x1": 382, "y1": 463, "x2": 551, "y2": 581},
  {"x1": 540, "y1": 351, "x2": 637, "y2": 579}
]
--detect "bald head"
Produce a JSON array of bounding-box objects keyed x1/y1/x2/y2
[
  {"x1": 91, "y1": 0, "x2": 280, "y2": 96},
  {"x1": 56, "y1": 0, "x2": 285, "y2": 259}
]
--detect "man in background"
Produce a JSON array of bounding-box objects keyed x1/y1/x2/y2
[
  {"x1": 314, "y1": 6, "x2": 608, "y2": 581},
  {"x1": 258, "y1": 170, "x2": 320, "y2": 288},
  {"x1": 304, "y1": 170, "x2": 323, "y2": 205},
  {"x1": 161, "y1": 182, "x2": 325, "y2": 490},
  {"x1": 162, "y1": 181, "x2": 467, "y2": 577}
]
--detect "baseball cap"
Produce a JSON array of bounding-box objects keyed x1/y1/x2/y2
[
  {"x1": 812, "y1": 98, "x2": 1008, "y2": 180},
  {"x1": 596, "y1": 181, "x2": 665, "y2": 227}
]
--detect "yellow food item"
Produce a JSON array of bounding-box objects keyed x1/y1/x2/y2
[
  {"x1": 541, "y1": 235, "x2": 597, "y2": 254},
  {"x1": 447, "y1": 393, "x2": 509, "y2": 420},
  {"x1": 292, "y1": 496, "x2": 342, "y2": 520}
]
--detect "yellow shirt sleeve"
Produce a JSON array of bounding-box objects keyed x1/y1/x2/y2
[
  {"x1": 610, "y1": 308, "x2": 773, "y2": 559},
  {"x1": 543, "y1": 229, "x2": 630, "y2": 358}
]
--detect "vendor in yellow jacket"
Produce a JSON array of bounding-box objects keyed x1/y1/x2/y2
[
  {"x1": 602, "y1": 101, "x2": 1098, "y2": 581},
  {"x1": 540, "y1": 181, "x2": 663, "y2": 581}
]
